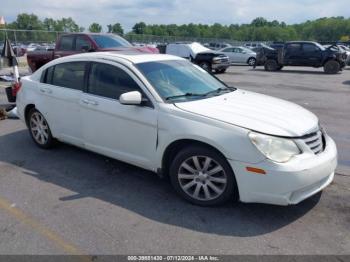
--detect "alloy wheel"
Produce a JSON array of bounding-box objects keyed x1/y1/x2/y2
[
  {"x1": 177, "y1": 156, "x2": 227, "y2": 201},
  {"x1": 30, "y1": 112, "x2": 50, "y2": 145}
]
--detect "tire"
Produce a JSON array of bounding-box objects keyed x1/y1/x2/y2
[
  {"x1": 247, "y1": 57, "x2": 256, "y2": 66},
  {"x1": 169, "y1": 146, "x2": 238, "y2": 206},
  {"x1": 323, "y1": 60, "x2": 340, "y2": 74},
  {"x1": 264, "y1": 59, "x2": 279, "y2": 71},
  {"x1": 199, "y1": 62, "x2": 212, "y2": 72},
  {"x1": 215, "y1": 68, "x2": 226, "y2": 74},
  {"x1": 28, "y1": 108, "x2": 55, "y2": 149}
]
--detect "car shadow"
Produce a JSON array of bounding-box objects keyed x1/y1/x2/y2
[
  {"x1": 343, "y1": 80, "x2": 350, "y2": 85},
  {"x1": 0, "y1": 129, "x2": 321, "y2": 237},
  {"x1": 251, "y1": 68, "x2": 332, "y2": 75}
]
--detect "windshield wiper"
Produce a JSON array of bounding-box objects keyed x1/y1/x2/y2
[
  {"x1": 165, "y1": 93, "x2": 205, "y2": 101},
  {"x1": 203, "y1": 87, "x2": 236, "y2": 97}
]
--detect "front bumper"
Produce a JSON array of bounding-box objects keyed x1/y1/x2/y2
[
  {"x1": 229, "y1": 135, "x2": 337, "y2": 206},
  {"x1": 212, "y1": 61, "x2": 230, "y2": 70}
]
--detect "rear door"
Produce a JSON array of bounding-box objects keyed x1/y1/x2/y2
[
  {"x1": 302, "y1": 43, "x2": 322, "y2": 66},
  {"x1": 54, "y1": 35, "x2": 76, "y2": 59},
  {"x1": 36, "y1": 61, "x2": 87, "y2": 145},
  {"x1": 54, "y1": 35, "x2": 92, "y2": 59},
  {"x1": 80, "y1": 61, "x2": 158, "y2": 169},
  {"x1": 284, "y1": 43, "x2": 303, "y2": 65}
]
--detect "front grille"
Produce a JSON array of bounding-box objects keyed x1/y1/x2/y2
[
  {"x1": 221, "y1": 58, "x2": 229, "y2": 63},
  {"x1": 301, "y1": 130, "x2": 325, "y2": 155}
]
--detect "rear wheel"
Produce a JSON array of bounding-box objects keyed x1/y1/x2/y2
[
  {"x1": 199, "y1": 62, "x2": 212, "y2": 72},
  {"x1": 324, "y1": 60, "x2": 340, "y2": 74},
  {"x1": 264, "y1": 59, "x2": 279, "y2": 71},
  {"x1": 169, "y1": 146, "x2": 238, "y2": 206},
  {"x1": 28, "y1": 108, "x2": 55, "y2": 149}
]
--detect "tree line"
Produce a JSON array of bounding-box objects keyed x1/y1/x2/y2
[{"x1": 1, "y1": 13, "x2": 350, "y2": 42}]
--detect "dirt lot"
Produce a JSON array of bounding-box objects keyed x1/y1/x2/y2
[{"x1": 0, "y1": 65, "x2": 349, "y2": 255}]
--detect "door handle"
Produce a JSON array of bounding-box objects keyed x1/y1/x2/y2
[
  {"x1": 81, "y1": 99, "x2": 98, "y2": 106},
  {"x1": 39, "y1": 88, "x2": 52, "y2": 94},
  {"x1": 54, "y1": 55, "x2": 61, "y2": 58}
]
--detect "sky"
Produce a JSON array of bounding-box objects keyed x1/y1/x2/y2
[{"x1": 1, "y1": 0, "x2": 350, "y2": 31}]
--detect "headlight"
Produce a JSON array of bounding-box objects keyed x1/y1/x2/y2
[{"x1": 249, "y1": 132, "x2": 301, "y2": 163}]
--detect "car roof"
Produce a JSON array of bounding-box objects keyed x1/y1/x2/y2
[
  {"x1": 286, "y1": 41, "x2": 318, "y2": 45},
  {"x1": 52, "y1": 51, "x2": 184, "y2": 64}
]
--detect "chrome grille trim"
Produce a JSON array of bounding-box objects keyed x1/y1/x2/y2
[{"x1": 301, "y1": 130, "x2": 325, "y2": 155}]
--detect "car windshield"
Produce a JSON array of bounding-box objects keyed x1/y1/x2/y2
[
  {"x1": 137, "y1": 60, "x2": 235, "y2": 102},
  {"x1": 314, "y1": 42, "x2": 326, "y2": 51},
  {"x1": 91, "y1": 34, "x2": 132, "y2": 48},
  {"x1": 240, "y1": 46, "x2": 253, "y2": 52}
]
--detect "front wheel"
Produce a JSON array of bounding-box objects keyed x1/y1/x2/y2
[
  {"x1": 264, "y1": 59, "x2": 279, "y2": 71},
  {"x1": 28, "y1": 108, "x2": 55, "y2": 149},
  {"x1": 169, "y1": 146, "x2": 238, "y2": 206},
  {"x1": 247, "y1": 57, "x2": 256, "y2": 66},
  {"x1": 324, "y1": 60, "x2": 340, "y2": 74},
  {"x1": 199, "y1": 62, "x2": 212, "y2": 72}
]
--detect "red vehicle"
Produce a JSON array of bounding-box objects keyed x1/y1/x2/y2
[{"x1": 27, "y1": 33, "x2": 159, "y2": 72}]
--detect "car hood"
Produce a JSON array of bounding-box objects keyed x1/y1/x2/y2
[
  {"x1": 174, "y1": 90, "x2": 319, "y2": 137},
  {"x1": 195, "y1": 49, "x2": 226, "y2": 56}
]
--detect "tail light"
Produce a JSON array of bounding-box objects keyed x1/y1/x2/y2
[{"x1": 12, "y1": 81, "x2": 22, "y2": 97}]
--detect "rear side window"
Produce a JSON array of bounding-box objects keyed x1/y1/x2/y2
[
  {"x1": 58, "y1": 36, "x2": 74, "y2": 51},
  {"x1": 41, "y1": 66, "x2": 54, "y2": 84},
  {"x1": 88, "y1": 63, "x2": 140, "y2": 99},
  {"x1": 52, "y1": 62, "x2": 86, "y2": 90},
  {"x1": 286, "y1": 43, "x2": 301, "y2": 51}
]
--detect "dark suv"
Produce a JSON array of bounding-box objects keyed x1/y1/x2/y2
[{"x1": 256, "y1": 41, "x2": 347, "y2": 74}]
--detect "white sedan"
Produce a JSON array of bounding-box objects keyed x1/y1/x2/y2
[{"x1": 15, "y1": 52, "x2": 337, "y2": 206}]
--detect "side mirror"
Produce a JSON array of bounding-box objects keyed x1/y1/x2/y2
[{"x1": 119, "y1": 91, "x2": 142, "y2": 105}]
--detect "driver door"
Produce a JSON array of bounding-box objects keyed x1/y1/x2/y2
[{"x1": 80, "y1": 61, "x2": 158, "y2": 170}]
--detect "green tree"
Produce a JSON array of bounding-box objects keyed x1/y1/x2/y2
[
  {"x1": 89, "y1": 23, "x2": 102, "y2": 33},
  {"x1": 43, "y1": 18, "x2": 56, "y2": 31},
  {"x1": 11, "y1": 13, "x2": 43, "y2": 30},
  {"x1": 132, "y1": 22, "x2": 146, "y2": 34},
  {"x1": 56, "y1": 18, "x2": 80, "y2": 32},
  {"x1": 107, "y1": 23, "x2": 124, "y2": 35}
]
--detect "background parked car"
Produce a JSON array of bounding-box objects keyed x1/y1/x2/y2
[
  {"x1": 219, "y1": 46, "x2": 257, "y2": 65},
  {"x1": 256, "y1": 41, "x2": 347, "y2": 74},
  {"x1": 206, "y1": 42, "x2": 232, "y2": 50},
  {"x1": 164, "y1": 42, "x2": 230, "y2": 73},
  {"x1": 27, "y1": 33, "x2": 159, "y2": 72}
]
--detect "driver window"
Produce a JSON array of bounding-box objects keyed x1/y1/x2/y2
[
  {"x1": 88, "y1": 63, "x2": 141, "y2": 100},
  {"x1": 76, "y1": 36, "x2": 92, "y2": 51},
  {"x1": 303, "y1": 44, "x2": 319, "y2": 52}
]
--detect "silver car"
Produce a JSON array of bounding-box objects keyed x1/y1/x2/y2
[{"x1": 219, "y1": 46, "x2": 257, "y2": 65}]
